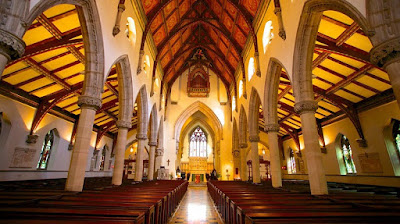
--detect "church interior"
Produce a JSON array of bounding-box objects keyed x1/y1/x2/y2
[{"x1": 0, "y1": 0, "x2": 400, "y2": 223}]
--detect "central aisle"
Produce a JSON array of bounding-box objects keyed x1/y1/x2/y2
[{"x1": 168, "y1": 184, "x2": 224, "y2": 224}]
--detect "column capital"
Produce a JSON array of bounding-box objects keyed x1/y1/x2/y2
[
  {"x1": 370, "y1": 37, "x2": 400, "y2": 68},
  {"x1": 294, "y1": 100, "x2": 318, "y2": 115},
  {"x1": 136, "y1": 133, "x2": 147, "y2": 140},
  {"x1": 265, "y1": 124, "x2": 280, "y2": 133},
  {"x1": 239, "y1": 143, "x2": 248, "y2": 148},
  {"x1": 78, "y1": 95, "x2": 102, "y2": 111},
  {"x1": 148, "y1": 141, "x2": 157, "y2": 146},
  {"x1": 116, "y1": 120, "x2": 131, "y2": 129},
  {"x1": 0, "y1": 29, "x2": 25, "y2": 60},
  {"x1": 249, "y1": 135, "x2": 260, "y2": 142}
]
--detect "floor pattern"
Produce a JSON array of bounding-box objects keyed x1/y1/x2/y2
[{"x1": 168, "y1": 185, "x2": 224, "y2": 224}]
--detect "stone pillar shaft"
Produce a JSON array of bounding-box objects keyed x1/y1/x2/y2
[
  {"x1": 112, "y1": 126, "x2": 128, "y2": 185},
  {"x1": 148, "y1": 142, "x2": 157, "y2": 180},
  {"x1": 266, "y1": 124, "x2": 282, "y2": 188},
  {"x1": 295, "y1": 101, "x2": 328, "y2": 195},
  {"x1": 250, "y1": 137, "x2": 261, "y2": 183},
  {"x1": 135, "y1": 136, "x2": 146, "y2": 181},
  {"x1": 0, "y1": 54, "x2": 8, "y2": 78},
  {"x1": 386, "y1": 61, "x2": 400, "y2": 109},
  {"x1": 155, "y1": 148, "x2": 163, "y2": 175},
  {"x1": 65, "y1": 108, "x2": 96, "y2": 191}
]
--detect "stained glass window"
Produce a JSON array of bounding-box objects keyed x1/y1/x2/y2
[
  {"x1": 232, "y1": 96, "x2": 236, "y2": 111},
  {"x1": 238, "y1": 80, "x2": 243, "y2": 98},
  {"x1": 392, "y1": 120, "x2": 400, "y2": 159},
  {"x1": 189, "y1": 127, "x2": 207, "y2": 157},
  {"x1": 248, "y1": 57, "x2": 255, "y2": 81},
  {"x1": 37, "y1": 130, "x2": 55, "y2": 170},
  {"x1": 100, "y1": 145, "x2": 107, "y2": 171},
  {"x1": 288, "y1": 148, "x2": 296, "y2": 174},
  {"x1": 262, "y1": 21, "x2": 274, "y2": 53},
  {"x1": 341, "y1": 135, "x2": 357, "y2": 174},
  {"x1": 126, "y1": 17, "x2": 136, "y2": 45}
]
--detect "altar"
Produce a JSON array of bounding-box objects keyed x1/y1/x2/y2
[{"x1": 180, "y1": 157, "x2": 213, "y2": 182}]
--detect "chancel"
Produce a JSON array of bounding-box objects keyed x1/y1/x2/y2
[{"x1": 0, "y1": 0, "x2": 400, "y2": 223}]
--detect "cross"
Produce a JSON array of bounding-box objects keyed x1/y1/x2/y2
[{"x1": 167, "y1": 159, "x2": 170, "y2": 166}]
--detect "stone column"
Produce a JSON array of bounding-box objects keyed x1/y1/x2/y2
[
  {"x1": 266, "y1": 124, "x2": 282, "y2": 188},
  {"x1": 155, "y1": 148, "x2": 164, "y2": 176},
  {"x1": 148, "y1": 141, "x2": 157, "y2": 180},
  {"x1": 0, "y1": 29, "x2": 25, "y2": 77},
  {"x1": 111, "y1": 120, "x2": 131, "y2": 185},
  {"x1": 249, "y1": 135, "x2": 261, "y2": 183},
  {"x1": 135, "y1": 134, "x2": 147, "y2": 181},
  {"x1": 65, "y1": 96, "x2": 101, "y2": 192},
  {"x1": 294, "y1": 101, "x2": 328, "y2": 195},
  {"x1": 239, "y1": 143, "x2": 248, "y2": 181}
]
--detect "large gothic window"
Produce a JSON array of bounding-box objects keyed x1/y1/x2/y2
[
  {"x1": 189, "y1": 127, "x2": 207, "y2": 157},
  {"x1": 341, "y1": 135, "x2": 357, "y2": 174},
  {"x1": 37, "y1": 129, "x2": 55, "y2": 170},
  {"x1": 288, "y1": 148, "x2": 296, "y2": 174}
]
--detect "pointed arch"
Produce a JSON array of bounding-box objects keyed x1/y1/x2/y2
[
  {"x1": 25, "y1": 0, "x2": 105, "y2": 99},
  {"x1": 135, "y1": 85, "x2": 149, "y2": 136},
  {"x1": 292, "y1": 0, "x2": 373, "y2": 102},
  {"x1": 239, "y1": 105, "x2": 248, "y2": 146},
  {"x1": 108, "y1": 55, "x2": 134, "y2": 124},
  {"x1": 148, "y1": 103, "x2": 158, "y2": 143},
  {"x1": 263, "y1": 58, "x2": 289, "y2": 126},
  {"x1": 248, "y1": 87, "x2": 262, "y2": 137},
  {"x1": 174, "y1": 101, "x2": 223, "y2": 140}
]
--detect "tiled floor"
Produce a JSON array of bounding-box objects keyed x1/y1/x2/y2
[{"x1": 168, "y1": 185, "x2": 224, "y2": 224}]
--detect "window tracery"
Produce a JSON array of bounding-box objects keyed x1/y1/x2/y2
[
  {"x1": 37, "y1": 129, "x2": 55, "y2": 170},
  {"x1": 189, "y1": 127, "x2": 207, "y2": 158}
]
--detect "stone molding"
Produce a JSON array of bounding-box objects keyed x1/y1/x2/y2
[
  {"x1": 370, "y1": 37, "x2": 400, "y2": 68},
  {"x1": 265, "y1": 123, "x2": 280, "y2": 132},
  {"x1": 78, "y1": 95, "x2": 102, "y2": 111},
  {"x1": 294, "y1": 100, "x2": 318, "y2": 115},
  {"x1": 249, "y1": 135, "x2": 260, "y2": 142},
  {"x1": 148, "y1": 141, "x2": 157, "y2": 146},
  {"x1": 136, "y1": 133, "x2": 147, "y2": 140},
  {"x1": 116, "y1": 120, "x2": 131, "y2": 129},
  {"x1": 137, "y1": 50, "x2": 145, "y2": 75},
  {"x1": 0, "y1": 29, "x2": 25, "y2": 60}
]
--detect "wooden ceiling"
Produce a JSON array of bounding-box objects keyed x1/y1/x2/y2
[
  {"x1": 140, "y1": 0, "x2": 261, "y2": 87},
  {"x1": 1, "y1": 4, "x2": 137, "y2": 139},
  {"x1": 259, "y1": 11, "x2": 392, "y2": 145}
]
